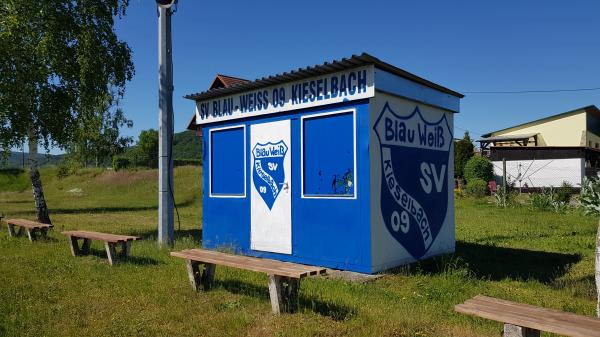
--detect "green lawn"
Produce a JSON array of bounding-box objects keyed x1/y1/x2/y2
[{"x1": 0, "y1": 167, "x2": 597, "y2": 337}]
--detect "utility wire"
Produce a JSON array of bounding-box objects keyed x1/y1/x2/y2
[
  {"x1": 455, "y1": 125, "x2": 484, "y2": 137},
  {"x1": 463, "y1": 87, "x2": 600, "y2": 94}
]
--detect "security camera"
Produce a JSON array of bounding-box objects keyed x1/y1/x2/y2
[{"x1": 156, "y1": 0, "x2": 177, "y2": 9}]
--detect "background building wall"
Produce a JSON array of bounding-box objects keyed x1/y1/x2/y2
[
  {"x1": 491, "y1": 110, "x2": 586, "y2": 146},
  {"x1": 492, "y1": 158, "x2": 584, "y2": 188}
]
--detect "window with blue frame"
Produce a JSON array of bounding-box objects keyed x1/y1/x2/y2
[
  {"x1": 210, "y1": 126, "x2": 245, "y2": 197},
  {"x1": 302, "y1": 110, "x2": 355, "y2": 197}
]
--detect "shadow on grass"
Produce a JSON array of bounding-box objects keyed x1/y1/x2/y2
[
  {"x1": 7, "y1": 235, "x2": 59, "y2": 243},
  {"x1": 132, "y1": 228, "x2": 202, "y2": 242},
  {"x1": 216, "y1": 278, "x2": 356, "y2": 320},
  {"x1": 2, "y1": 200, "x2": 32, "y2": 204},
  {"x1": 7, "y1": 197, "x2": 196, "y2": 216},
  {"x1": 85, "y1": 247, "x2": 162, "y2": 266},
  {"x1": 387, "y1": 241, "x2": 581, "y2": 284}
]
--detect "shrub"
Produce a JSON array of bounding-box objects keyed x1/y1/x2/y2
[
  {"x1": 580, "y1": 176, "x2": 600, "y2": 215},
  {"x1": 465, "y1": 178, "x2": 488, "y2": 197},
  {"x1": 56, "y1": 158, "x2": 81, "y2": 179},
  {"x1": 530, "y1": 190, "x2": 553, "y2": 211},
  {"x1": 112, "y1": 156, "x2": 130, "y2": 171},
  {"x1": 530, "y1": 187, "x2": 570, "y2": 213},
  {"x1": 493, "y1": 188, "x2": 519, "y2": 208},
  {"x1": 554, "y1": 181, "x2": 573, "y2": 204},
  {"x1": 56, "y1": 164, "x2": 70, "y2": 179},
  {"x1": 464, "y1": 156, "x2": 494, "y2": 183}
]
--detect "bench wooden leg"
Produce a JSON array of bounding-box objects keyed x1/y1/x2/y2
[
  {"x1": 119, "y1": 241, "x2": 131, "y2": 258},
  {"x1": 26, "y1": 228, "x2": 34, "y2": 242},
  {"x1": 268, "y1": 275, "x2": 300, "y2": 314},
  {"x1": 104, "y1": 242, "x2": 117, "y2": 266},
  {"x1": 69, "y1": 236, "x2": 81, "y2": 256},
  {"x1": 80, "y1": 238, "x2": 91, "y2": 255},
  {"x1": 186, "y1": 260, "x2": 201, "y2": 291},
  {"x1": 201, "y1": 263, "x2": 216, "y2": 291},
  {"x1": 186, "y1": 261, "x2": 215, "y2": 291},
  {"x1": 7, "y1": 224, "x2": 16, "y2": 237},
  {"x1": 503, "y1": 324, "x2": 540, "y2": 337},
  {"x1": 40, "y1": 227, "x2": 50, "y2": 239}
]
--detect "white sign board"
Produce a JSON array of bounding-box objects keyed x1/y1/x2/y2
[{"x1": 195, "y1": 65, "x2": 375, "y2": 125}]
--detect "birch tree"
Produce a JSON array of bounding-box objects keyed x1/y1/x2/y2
[{"x1": 0, "y1": 0, "x2": 134, "y2": 223}]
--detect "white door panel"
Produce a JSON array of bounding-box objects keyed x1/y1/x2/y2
[{"x1": 250, "y1": 120, "x2": 292, "y2": 254}]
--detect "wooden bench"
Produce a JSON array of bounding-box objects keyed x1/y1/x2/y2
[
  {"x1": 6, "y1": 218, "x2": 53, "y2": 242},
  {"x1": 171, "y1": 249, "x2": 326, "y2": 314},
  {"x1": 455, "y1": 295, "x2": 600, "y2": 337},
  {"x1": 62, "y1": 231, "x2": 140, "y2": 266}
]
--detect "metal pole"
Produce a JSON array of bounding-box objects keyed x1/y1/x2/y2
[
  {"x1": 502, "y1": 158, "x2": 507, "y2": 207},
  {"x1": 158, "y1": 5, "x2": 174, "y2": 246}
]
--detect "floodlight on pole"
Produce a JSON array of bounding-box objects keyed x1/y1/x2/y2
[
  {"x1": 156, "y1": 0, "x2": 177, "y2": 8},
  {"x1": 157, "y1": 0, "x2": 176, "y2": 246}
]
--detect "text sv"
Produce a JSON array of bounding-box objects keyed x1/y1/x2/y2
[{"x1": 420, "y1": 162, "x2": 446, "y2": 194}]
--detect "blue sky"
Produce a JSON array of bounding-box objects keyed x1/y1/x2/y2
[{"x1": 109, "y1": 0, "x2": 600, "y2": 146}]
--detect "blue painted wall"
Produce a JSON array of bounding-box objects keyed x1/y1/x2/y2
[{"x1": 202, "y1": 99, "x2": 372, "y2": 273}]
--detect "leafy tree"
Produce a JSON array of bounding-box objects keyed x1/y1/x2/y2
[
  {"x1": 0, "y1": 0, "x2": 134, "y2": 223},
  {"x1": 454, "y1": 131, "x2": 474, "y2": 178},
  {"x1": 135, "y1": 129, "x2": 159, "y2": 168},
  {"x1": 173, "y1": 130, "x2": 202, "y2": 160},
  {"x1": 67, "y1": 95, "x2": 133, "y2": 168}
]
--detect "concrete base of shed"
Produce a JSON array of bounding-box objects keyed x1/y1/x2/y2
[{"x1": 324, "y1": 269, "x2": 384, "y2": 283}]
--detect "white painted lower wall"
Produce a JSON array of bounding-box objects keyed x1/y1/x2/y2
[{"x1": 492, "y1": 158, "x2": 584, "y2": 188}]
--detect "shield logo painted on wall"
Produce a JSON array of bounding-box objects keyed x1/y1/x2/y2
[
  {"x1": 252, "y1": 140, "x2": 288, "y2": 210},
  {"x1": 373, "y1": 103, "x2": 452, "y2": 259}
]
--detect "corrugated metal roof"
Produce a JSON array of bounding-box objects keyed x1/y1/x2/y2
[{"x1": 184, "y1": 53, "x2": 464, "y2": 101}]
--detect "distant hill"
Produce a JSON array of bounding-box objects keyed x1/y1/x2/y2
[
  {"x1": 1, "y1": 152, "x2": 64, "y2": 169},
  {"x1": 173, "y1": 130, "x2": 202, "y2": 160},
  {"x1": 0, "y1": 130, "x2": 200, "y2": 169}
]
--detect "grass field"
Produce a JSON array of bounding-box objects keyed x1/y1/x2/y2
[{"x1": 0, "y1": 167, "x2": 598, "y2": 337}]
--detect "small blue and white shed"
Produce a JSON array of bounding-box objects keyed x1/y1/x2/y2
[{"x1": 185, "y1": 53, "x2": 463, "y2": 273}]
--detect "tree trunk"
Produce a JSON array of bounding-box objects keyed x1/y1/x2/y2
[
  {"x1": 596, "y1": 218, "x2": 599, "y2": 317},
  {"x1": 28, "y1": 131, "x2": 51, "y2": 225}
]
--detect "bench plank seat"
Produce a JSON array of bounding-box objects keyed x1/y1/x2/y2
[
  {"x1": 6, "y1": 218, "x2": 53, "y2": 242},
  {"x1": 455, "y1": 295, "x2": 600, "y2": 337},
  {"x1": 171, "y1": 249, "x2": 325, "y2": 279},
  {"x1": 62, "y1": 230, "x2": 140, "y2": 265},
  {"x1": 171, "y1": 248, "x2": 326, "y2": 314},
  {"x1": 7, "y1": 219, "x2": 53, "y2": 229},
  {"x1": 62, "y1": 230, "x2": 138, "y2": 243}
]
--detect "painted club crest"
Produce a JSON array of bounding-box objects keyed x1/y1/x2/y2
[
  {"x1": 252, "y1": 140, "x2": 288, "y2": 210},
  {"x1": 373, "y1": 103, "x2": 452, "y2": 259}
]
